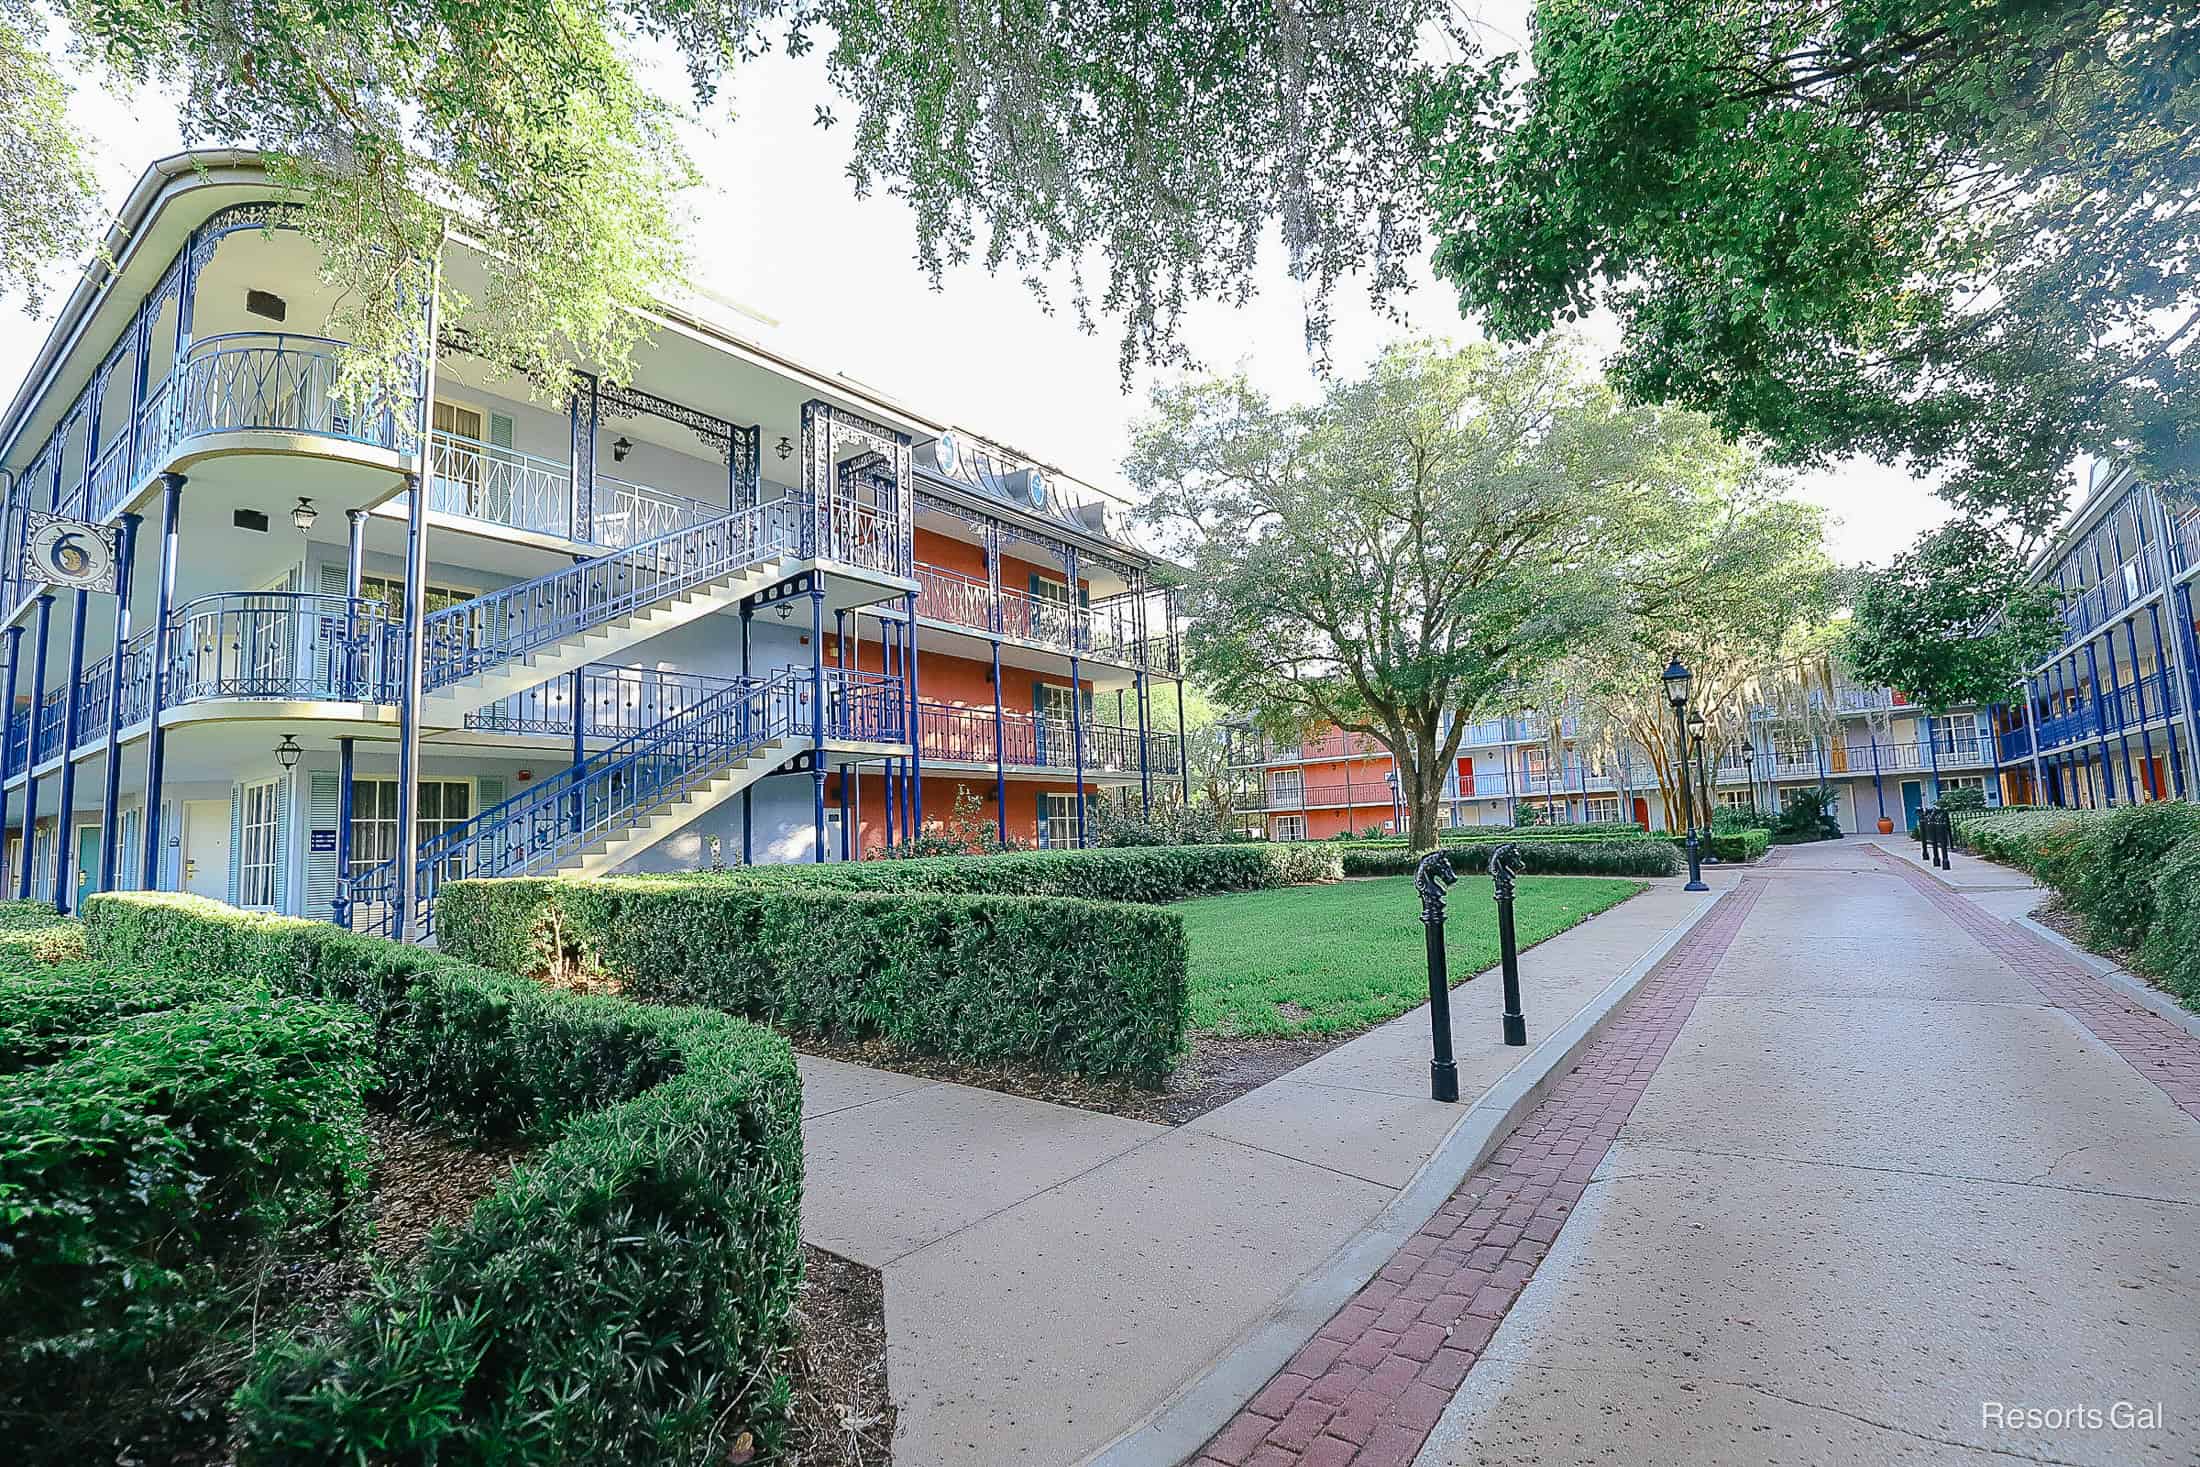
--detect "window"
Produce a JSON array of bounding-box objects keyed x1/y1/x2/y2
[
  {"x1": 357, "y1": 574, "x2": 474, "y2": 621},
  {"x1": 1583, "y1": 796, "x2": 1620, "y2": 823},
  {"x1": 351, "y1": 778, "x2": 474, "y2": 879},
  {"x1": 1717, "y1": 789, "x2": 1756, "y2": 809},
  {"x1": 1268, "y1": 768, "x2": 1304, "y2": 803},
  {"x1": 1042, "y1": 792, "x2": 1079, "y2": 849},
  {"x1": 1273, "y1": 813, "x2": 1307, "y2": 842},
  {"x1": 239, "y1": 780, "x2": 280, "y2": 908}
]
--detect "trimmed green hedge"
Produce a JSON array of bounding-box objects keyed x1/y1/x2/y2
[
  {"x1": 69, "y1": 891, "x2": 805, "y2": 1467},
  {"x1": 441, "y1": 877, "x2": 1191, "y2": 1086},
  {"x1": 1664, "y1": 829, "x2": 1772, "y2": 863},
  {"x1": 1953, "y1": 803, "x2": 2200, "y2": 1012},
  {"x1": 1333, "y1": 838, "x2": 1682, "y2": 878},
  {"x1": 0, "y1": 898, "x2": 87, "y2": 969}
]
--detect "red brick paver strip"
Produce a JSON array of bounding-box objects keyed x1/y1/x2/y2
[
  {"x1": 1187, "y1": 877, "x2": 1768, "y2": 1467},
  {"x1": 1869, "y1": 848, "x2": 2200, "y2": 1122}
]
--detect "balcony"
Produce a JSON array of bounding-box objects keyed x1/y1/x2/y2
[
  {"x1": 909, "y1": 561, "x2": 1180, "y2": 675},
  {"x1": 915, "y1": 699, "x2": 1181, "y2": 777},
  {"x1": 425, "y1": 431, "x2": 726, "y2": 549},
  {"x1": 137, "y1": 333, "x2": 417, "y2": 487}
]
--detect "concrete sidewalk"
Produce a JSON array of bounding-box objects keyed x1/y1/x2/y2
[{"x1": 795, "y1": 875, "x2": 1728, "y2": 1466}]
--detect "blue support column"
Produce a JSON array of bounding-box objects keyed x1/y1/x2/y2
[
  {"x1": 1135, "y1": 670, "x2": 1151, "y2": 816},
  {"x1": 569, "y1": 374, "x2": 599, "y2": 541},
  {"x1": 0, "y1": 623, "x2": 20, "y2": 886},
  {"x1": 342, "y1": 509, "x2": 367, "y2": 700},
  {"x1": 141, "y1": 473, "x2": 184, "y2": 887},
  {"x1": 334, "y1": 736, "x2": 355, "y2": 925},
  {"x1": 1070, "y1": 650, "x2": 1088, "y2": 847},
  {"x1": 904, "y1": 591, "x2": 923, "y2": 834},
  {"x1": 883, "y1": 618, "x2": 902, "y2": 842},
  {"x1": 1176, "y1": 678, "x2": 1190, "y2": 806},
  {"x1": 2096, "y1": 632, "x2": 2139, "y2": 798},
  {"x1": 395, "y1": 468, "x2": 430, "y2": 937},
  {"x1": 1924, "y1": 714, "x2": 1941, "y2": 800},
  {"x1": 51, "y1": 589, "x2": 88, "y2": 911},
  {"x1": 2124, "y1": 618, "x2": 2157, "y2": 798},
  {"x1": 569, "y1": 666, "x2": 586, "y2": 835},
  {"x1": 991, "y1": 635, "x2": 1006, "y2": 841},
  {"x1": 2081, "y1": 641, "x2": 2118, "y2": 803},
  {"x1": 740, "y1": 605, "x2": 753, "y2": 864},
  {"x1": 2147, "y1": 603, "x2": 2187, "y2": 797},
  {"x1": 1869, "y1": 727, "x2": 1885, "y2": 816},
  {"x1": 18, "y1": 593, "x2": 52, "y2": 900},
  {"x1": 811, "y1": 579, "x2": 827, "y2": 863},
  {"x1": 95, "y1": 513, "x2": 141, "y2": 893}
]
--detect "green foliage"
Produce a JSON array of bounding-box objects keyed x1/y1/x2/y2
[
  {"x1": 1418, "y1": 0, "x2": 2200, "y2": 531},
  {"x1": 2056, "y1": 804, "x2": 2200, "y2": 954},
  {"x1": 1938, "y1": 785, "x2": 1987, "y2": 812},
  {"x1": 1, "y1": 985, "x2": 372, "y2": 1455},
  {"x1": 1333, "y1": 837, "x2": 1681, "y2": 878},
  {"x1": 1179, "y1": 873, "x2": 1644, "y2": 1036},
  {"x1": 1771, "y1": 786, "x2": 1842, "y2": 844},
  {"x1": 1845, "y1": 523, "x2": 2066, "y2": 713},
  {"x1": 1082, "y1": 789, "x2": 1230, "y2": 847},
  {"x1": 76, "y1": 892, "x2": 805, "y2": 1463},
  {"x1": 0, "y1": 899, "x2": 88, "y2": 969},
  {"x1": 2138, "y1": 839, "x2": 2200, "y2": 1011},
  {"x1": 0, "y1": 17, "x2": 99, "y2": 314},
  {"x1": 443, "y1": 877, "x2": 1191, "y2": 1086},
  {"x1": 1712, "y1": 803, "x2": 1773, "y2": 834},
  {"x1": 1134, "y1": 338, "x2": 1759, "y2": 850}
]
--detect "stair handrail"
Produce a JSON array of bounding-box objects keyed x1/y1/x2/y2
[
  {"x1": 415, "y1": 495, "x2": 807, "y2": 689},
  {"x1": 342, "y1": 665, "x2": 811, "y2": 937}
]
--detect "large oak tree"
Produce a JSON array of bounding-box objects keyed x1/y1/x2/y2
[{"x1": 1130, "y1": 338, "x2": 1758, "y2": 850}]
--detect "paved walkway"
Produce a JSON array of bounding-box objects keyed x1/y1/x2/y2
[
  {"x1": 1192, "y1": 839, "x2": 2200, "y2": 1467},
  {"x1": 795, "y1": 876, "x2": 1724, "y2": 1466}
]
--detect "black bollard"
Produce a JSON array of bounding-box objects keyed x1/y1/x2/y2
[
  {"x1": 1918, "y1": 807, "x2": 1932, "y2": 863},
  {"x1": 1415, "y1": 849, "x2": 1461, "y2": 1102},
  {"x1": 1936, "y1": 809, "x2": 1953, "y2": 870},
  {"x1": 1490, "y1": 842, "x2": 1528, "y2": 1047}
]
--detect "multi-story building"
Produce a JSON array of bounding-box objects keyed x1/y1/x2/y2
[
  {"x1": 0, "y1": 150, "x2": 1186, "y2": 937},
  {"x1": 1995, "y1": 460, "x2": 2198, "y2": 808},
  {"x1": 1227, "y1": 688, "x2": 2004, "y2": 840}
]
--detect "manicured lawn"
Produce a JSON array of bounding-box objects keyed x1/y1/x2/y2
[{"x1": 1177, "y1": 874, "x2": 1646, "y2": 1037}]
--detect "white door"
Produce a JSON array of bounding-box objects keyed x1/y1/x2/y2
[{"x1": 182, "y1": 798, "x2": 231, "y2": 901}]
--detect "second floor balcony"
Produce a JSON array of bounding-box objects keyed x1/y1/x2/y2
[
  {"x1": 908, "y1": 561, "x2": 1181, "y2": 676},
  {"x1": 915, "y1": 699, "x2": 1182, "y2": 778}
]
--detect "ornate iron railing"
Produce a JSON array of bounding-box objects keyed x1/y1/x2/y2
[
  {"x1": 346, "y1": 666, "x2": 817, "y2": 939},
  {"x1": 914, "y1": 699, "x2": 1181, "y2": 775},
  {"x1": 164, "y1": 592, "x2": 400, "y2": 704},
  {"x1": 467, "y1": 663, "x2": 748, "y2": 738},
  {"x1": 593, "y1": 473, "x2": 722, "y2": 549},
  {"x1": 418, "y1": 498, "x2": 806, "y2": 690},
  {"x1": 136, "y1": 333, "x2": 416, "y2": 470},
  {"x1": 426, "y1": 431, "x2": 572, "y2": 536}
]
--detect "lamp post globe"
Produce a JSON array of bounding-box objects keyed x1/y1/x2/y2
[{"x1": 1662, "y1": 656, "x2": 1693, "y2": 710}]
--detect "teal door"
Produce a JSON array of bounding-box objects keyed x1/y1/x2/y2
[
  {"x1": 1900, "y1": 780, "x2": 1925, "y2": 831},
  {"x1": 73, "y1": 826, "x2": 97, "y2": 911}
]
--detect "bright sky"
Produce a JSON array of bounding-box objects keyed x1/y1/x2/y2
[{"x1": 2, "y1": 20, "x2": 1955, "y2": 567}]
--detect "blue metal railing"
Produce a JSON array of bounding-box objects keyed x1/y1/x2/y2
[
  {"x1": 467, "y1": 663, "x2": 753, "y2": 739},
  {"x1": 914, "y1": 698, "x2": 1183, "y2": 775},
  {"x1": 166, "y1": 592, "x2": 400, "y2": 704},
  {"x1": 347, "y1": 665, "x2": 905, "y2": 938},
  {"x1": 134, "y1": 333, "x2": 416, "y2": 480},
  {"x1": 418, "y1": 497, "x2": 807, "y2": 691}
]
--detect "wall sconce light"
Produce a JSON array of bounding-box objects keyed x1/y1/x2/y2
[
  {"x1": 775, "y1": 601, "x2": 793, "y2": 623},
  {"x1": 291, "y1": 497, "x2": 317, "y2": 533},
  {"x1": 274, "y1": 733, "x2": 303, "y2": 771},
  {"x1": 775, "y1": 435, "x2": 794, "y2": 461},
  {"x1": 612, "y1": 436, "x2": 632, "y2": 463}
]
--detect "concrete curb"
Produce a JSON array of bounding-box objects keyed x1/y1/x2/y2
[
  {"x1": 1079, "y1": 882, "x2": 1732, "y2": 1467},
  {"x1": 2011, "y1": 914, "x2": 2200, "y2": 1040}
]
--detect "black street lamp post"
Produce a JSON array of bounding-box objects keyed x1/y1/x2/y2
[
  {"x1": 1689, "y1": 714, "x2": 1719, "y2": 864},
  {"x1": 1663, "y1": 657, "x2": 1709, "y2": 892},
  {"x1": 1415, "y1": 850, "x2": 1462, "y2": 1102}
]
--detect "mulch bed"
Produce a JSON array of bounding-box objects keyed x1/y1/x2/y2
[
  {"x1": 782, "y1": 1246, "x2": 895, "y2": 1467},
  {"x1": 795, "y1": 1029, "x2": 1355, "y2": 1126}
]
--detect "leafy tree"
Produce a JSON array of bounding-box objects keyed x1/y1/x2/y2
[
  {"x1": 1417, "y1": 0, "x2": 2200, "y2": 536},
  {"x1": 11, "y1": 0, "x2": 1429, "y2": 383},
  {"x1": 1131, "y1": 338, "x2": 1735, "y2": 851},
  {"x1": 1523, "y1": 452, "x2": 1836, "y2": 829},
  {"x1": 1843, "y1": 520, "x2": 2065, "y2": 712},
  {"x1": 0, "y1": 9, "x2": 98, "y2": 312}
]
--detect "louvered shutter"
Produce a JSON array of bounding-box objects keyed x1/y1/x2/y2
[
  {"x1": 271, "y1": 778, "x2": 290, "y2": 913},
  {"x1": 306, "y1": 771, "x2": 339, "y2": 919},
  {"x1": 227, "y1": 785, "x2": 243, "y2": 905},
  {"x1": 489, "y1": 413, "x2": 515, "y2": 449}
]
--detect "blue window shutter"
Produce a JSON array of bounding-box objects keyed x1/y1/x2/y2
[
  {"x1": 489, "y1": 413, "x2": 515, "y2": 450},
  {"x1": 306, "y1": 771, "x2": 339, "y2": 918},
  {"x1": 227, "y1": 785, "x2": 243, "y2": 905},
  {"x1": 319, "y1": 561, "x2": 347, "y2": 596},
  {"x1": 476, "y1": 776, "x2": 505, "y2": 809},
  {"x1": 1034, "y1": 790, "x2": 1047, "y2": 848}
]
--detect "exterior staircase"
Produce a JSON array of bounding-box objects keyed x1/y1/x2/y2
[
  {"x1": 411, "y1": 498, "x2": 806, "y2": 728},
  {"x1": 346, "y1": 666, "x2": 820, "y2": 939}
]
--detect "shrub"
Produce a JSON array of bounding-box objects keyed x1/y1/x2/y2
[
  {"x1": 1949, "y1": 806, "x2": 2095, "y2": 870},
  {"x1": 2056, "y1": 803, "x2": 2200, "y2": 953},
  {"x1": 0, "y1": 965, "x2": 262, "y2": 1074},
  {"x1": 1771, "y1": 786, "x2": 1842, "y2": 843},
  {"x1": 1336, "y1": 838, "x2": 1681, "y2": 878},
  {"x1": 1, "y1": 988, "x2": 373, "y2": 1451},
  {"x1": 1939, "y1": 784, "x2": 1987, "y2": 811},
  {"x1": 0, "y1": 899, "x2": 88, "y2": 969},
  {"x1": 2140, "y1": 838, "x2": 2200, "y2": 1009},
  {"x1": 443, "y1": 878, "x2": 1191, "y2": 1086},
  {"x1": 1711, "y1": 804, "x2": 1774, "y2": 834},
  {"x1": 76, "y1": 892, "x2": 805, "y2": 1466}
]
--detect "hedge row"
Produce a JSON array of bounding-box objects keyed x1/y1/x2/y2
[
  {"x1": 656, "y1": 841, "x2": 1342, "y2": 904},
  {"x1": 1665, "y1": 829, "x2": 1772, "y2": 863},
  {"x1": 1332, "y1": 837, "x2": 1683, "y2": 879},
  {"x1": 440, "y1": 876, "x2": 1191, "y2": 1086},
  {"x1": 1953, "y1": 803, "x2": 2200, "y2": 1011},
  {"x1": 0, "y1": 898, "x2": 88, "y2": 969},
  {"x1": 63, "y1": 891, "x2": 805, "y2": 1467}
]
